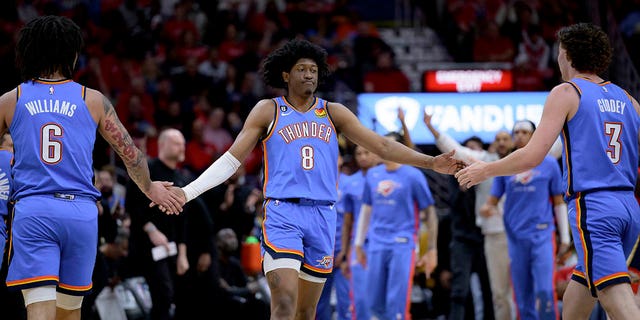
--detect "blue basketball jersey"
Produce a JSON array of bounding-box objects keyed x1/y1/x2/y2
[
  {"x1": 262, "y1": 96, "x2": 339, "y2": 201},
  {"x1": 0, "y1": 150, "x2": 12, "y2": 217},
  {"x1": 491, "y1": 156, "x2": 563, "y2": 238},
  {"x1": 363, "y1": 164, "x2": 434, "y2": 249},
  {"x1": 12, "y1": 80, "x2": 100, "y2": 200},
  {"x1": 561, "y1": 78, "x2": 640, "y2": 197}
]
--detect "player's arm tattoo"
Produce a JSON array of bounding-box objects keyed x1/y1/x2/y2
[{"x1": 101, "y1": 96, "x2": 151, "y2": 192}]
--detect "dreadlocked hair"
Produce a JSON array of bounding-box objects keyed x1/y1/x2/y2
[
  {"x1": 262, "y1": 39, "x2": 330, "y2": 89},
  {"x1": 16, "y1": 16, "x2": 83, "y2": 82}
]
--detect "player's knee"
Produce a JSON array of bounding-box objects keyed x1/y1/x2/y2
[
  {"x1": 22, "y1": 286, "x2": 56, "y2": 306},
  {"x1": 271, "y1": 292, "x2": 296, "y2": 318},
  {"x1": 56, "y1": 292, "x2": 84, "y2": 310}
]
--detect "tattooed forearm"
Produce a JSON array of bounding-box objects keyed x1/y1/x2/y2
[{"x1": 101, "y1": 96, "x2": 151, "y2": 193}]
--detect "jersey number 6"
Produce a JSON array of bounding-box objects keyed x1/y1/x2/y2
[{"x1": 41, "y1": 123, "x2": 63, "y2": 164}]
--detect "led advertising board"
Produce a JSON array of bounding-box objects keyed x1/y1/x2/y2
[{"x1": 357, "y1": 92, "x2": 548, "y2": 144}]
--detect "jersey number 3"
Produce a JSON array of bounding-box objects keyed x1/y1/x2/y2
[
  {"x1": 41, "y1": 123, "x2": 63, "y2": 164},
  {"x1": 604, "y1": 122, "x2": 622, "y2": 164}
]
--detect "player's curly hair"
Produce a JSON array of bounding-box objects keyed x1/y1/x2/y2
[
  {"x1": 262, "y1": 39, "x2": 330, "y2": 89},
  {"x1": 16, "y1": 16, "x2": 83, "y2": 82},
  {"x1": 557, "y1": 23, "x2": 611, "y2": 75}
]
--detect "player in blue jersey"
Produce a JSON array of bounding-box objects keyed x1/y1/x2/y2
[
  {"x1": 0, "y1": 16, "x2": 183, "y2": 320},
  {"x1": 316, "y1": 154, "x2": 351, "y2": 320},
  {"x1": 480, "y1": 120, "x2": 568, "y2": 319},
  {"x1": 354, "y1": 132, "x2": 438, "y2": 320},
  {"x1": 0, "y1": 133, "x2": 12, "y2": 269},
  {"x1": 173, "y1": 39, "x2": 464, "y2": 320},
  {"x1": 457, "y1": 23, "x2": 640, "y2": 319},
  {"x1": 340, "y1": 145, "x2": 381, "y2": 320}
]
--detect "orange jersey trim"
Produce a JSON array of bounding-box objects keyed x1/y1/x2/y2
[
  {"x1": 34, "y1": 79, "x2": 72, "y2": 85},
  {"x1": 594, "y1": 272, "x2": 629, "y2": 287},
  {"x1": 572, "y1": 270, "x2": 586, "y2": 279},
  {"x1": 575, "y1": 193, "x2": 590, "y2": 285},
  {"x1": 302, "y1": 263, "x2": 332, "y2": 274},
  {"x1": 562, "y1": 128, "x2": 572, "y2": 197},
  {"x1": 282, "y1": 96, "x2": 319, "y2": 113},
  {"x1": 59, "y1": 282, "x2": 93, "y2": 291},
  {"x1": 567, "y1": 80, "x2": 582, "y2": 95},
  {"x1": 6, "y1": 275, "x2": 59, "y2": 287}
]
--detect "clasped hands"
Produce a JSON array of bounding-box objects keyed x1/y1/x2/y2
[{"x1": 146, "y1": 181, "x2": 187, "y2": 214}]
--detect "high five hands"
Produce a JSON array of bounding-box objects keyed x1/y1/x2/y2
[
  {"x1": 432, "y1": 150, "x2": 467, "y2": 175},
  {"x1": 148, "y1": 184, "x2": 187, "y2": 214},
  {"x1": 454, "y1": 160, "x2": 489, "y2": 189}
]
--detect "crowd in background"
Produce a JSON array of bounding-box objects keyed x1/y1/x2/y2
[{"x1": 1, "y1": 0, "x2": 639, "y2": 319}]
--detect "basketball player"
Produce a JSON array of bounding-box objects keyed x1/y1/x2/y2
[
  {"x1": 354, "y1": 132, "x2": 437, "y2": 320},
  {"x1": 0, "y1": 133, "x2": 12, "y2": 268},
  {"x1": 456, "y1": 23, "x2": 640, "y2": 319},
  {"x1": 481, "y1": 120, "x2": 568, "y2": 319},
  {"x1": 173, "y1": 39, "x2": 464, "y2": 320},
  {"x1": 0, "y1": 16, "x2": 183, "y2": 320}
]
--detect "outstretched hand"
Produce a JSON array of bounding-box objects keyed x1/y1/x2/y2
[
  {"x1": 455, "y1": 160, "x2": 490, "y2": 189},
  {"x1": 147, "y1": 182, "x2": 185, "y2": 214},
  {"x1": 432, "y1": 150, "x2": 466, "y2": 175}
]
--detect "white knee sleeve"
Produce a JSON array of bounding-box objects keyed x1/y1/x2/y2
[
  {"x1": 263, "y1": 251, "x2": 301, "y2": 274},
  {"x1": 299, "y1": 270, "x2": 327, "y2": 284},
  {"x1": 22, "y1": 286, "x2": 56, "y2": 306},
  {"x1": 56, "y1": 292, "x2": 84, "y2": 310}
]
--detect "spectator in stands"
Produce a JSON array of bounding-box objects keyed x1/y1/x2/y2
[
  {"x1": 473, "y1": 20, "x2": 515, "y2": 63},
  {"x1": 126, "y1": 129, "x2": 190, "y2": 320},
  {"x1": 216, "y1": 228, "x2": 270, "y2": 319},
  {"x1": 446, "y1": 137, "x2": 495, "y2": 320},
  {"x1": 363, "y1": 50, "x2": 410, "y2": 92},
  {"x1": 202, "y1": 107, "x2": 234, "y2": 159}
]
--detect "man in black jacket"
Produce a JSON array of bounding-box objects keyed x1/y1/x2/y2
[{"x1": 126, "y1": 128, "x2": 215, "y2": 320}]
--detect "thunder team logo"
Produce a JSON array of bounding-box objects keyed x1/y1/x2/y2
[
  {"x1": 314, "y1": 107, "x2": 327, "y2": 118},
  {"x1": 316, "y1": 255, "x2": 333, "y2": 268},
  {"x1": 377, "y1": 180, "x2": 397, "y2": 196}
]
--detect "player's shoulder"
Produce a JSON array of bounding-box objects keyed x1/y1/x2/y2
[
  {"x1": 551, "y1": 82, "x2": 580, "y2": 97},
  {"x1": 0, "y1": 87, "x2": 18, "y2": 104},
  {"x1": 83, "y1": 87, "x2": 108, "y2": 107}
]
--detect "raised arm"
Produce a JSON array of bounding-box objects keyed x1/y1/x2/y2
[
  {"x1": 330, "y1": 102, "x2": 464, "y2": 174},
  {"x1": 88, "y1": 89, "x2": 184, "y2": 214},
  {"x1": 397, "y1": 108, "x2": 415, "y2": 149},
  {"x1": 424, "y1": 112, "x2": 486, "y2": 163}
]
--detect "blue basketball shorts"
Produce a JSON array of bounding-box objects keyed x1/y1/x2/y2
[
  {"x1": 569, "y1": 190, "x2": 640, "y2": 297},
  {"x1": 261, "y1": 198, "x2": 336, "y2": 278},
  {"x1": 7, "y1": 195, "x2": 98, "y2": 296}
]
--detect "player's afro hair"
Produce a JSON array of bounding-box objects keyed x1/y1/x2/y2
[
  {"x1": 262, "y1": 39, "x2": 330, "y2": 89},
  {"x1": 16, "y1": 16, "x2": 83, "y2": 81}
]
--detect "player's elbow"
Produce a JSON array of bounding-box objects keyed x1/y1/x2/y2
[
  {"x1": 374, "y1": 137, "x2": 395, "y2": 159},
  {"x1": 520, "y1": 154, "x2": 543, "y2": 171}
]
